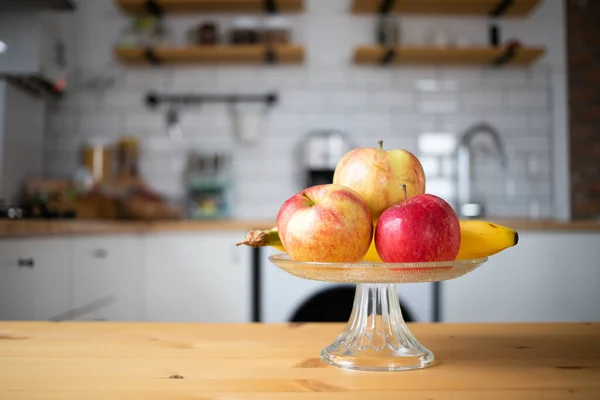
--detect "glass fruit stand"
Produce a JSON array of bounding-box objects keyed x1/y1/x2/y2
[{"x1": 269, "y1": 254, "x2": 487, "y2": 371}]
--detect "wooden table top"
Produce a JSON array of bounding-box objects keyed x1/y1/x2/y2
[{"x1": 0, "y1": 322, "x2": 599, "y2": 399}]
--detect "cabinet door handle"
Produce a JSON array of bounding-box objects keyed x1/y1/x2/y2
[
  {"x1": 92, "y1": 249, "x2": 108, "y2": 259},
  {"x1": 17, "y1": 258, "x2": 35, "y2": 268}
]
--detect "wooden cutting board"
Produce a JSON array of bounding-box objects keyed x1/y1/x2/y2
[{"x1": 0, "y1": 322, "x2": 599, "y2": 399}]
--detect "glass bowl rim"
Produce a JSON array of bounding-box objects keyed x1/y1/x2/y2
[{"x1": 268, "y1": 253, "x2": 488, "y2": 269}]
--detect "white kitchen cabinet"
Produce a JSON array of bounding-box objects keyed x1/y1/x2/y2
[
  {"x1": 0, "y1": 239, "x2": 32, "y2": 320},
  {"x1": 144, "y1": 232, "x2": 251, "y2": 323},
  {"x1": 0, "y1": 238, "x2": 71, "y2": 321},
  {"x1": 442, "y1": 232, "x2": 600, "y2": 323},
  {"x1": 72, "y1": 235, "x2": 143, "y2": 321}
]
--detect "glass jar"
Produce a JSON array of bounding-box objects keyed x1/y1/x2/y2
[
  {"x1": 82, "y1": 140, "x2": 111, "y2": 183},
  {"x1": 263, "y1": 17, "x2": 291, "y2": 45},
  {"x1": 116, "y1": 136, "x2": 140, "y2": 180},
  {"x1": 230, "y1": 17, "x2": 261, "y2": 44}
]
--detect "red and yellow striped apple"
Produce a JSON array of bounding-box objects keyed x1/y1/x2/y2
[
  {"x1": 277, "y1": 184, "x2": 373, "y2": 262},
  {"x1": 333, "y1": 141, "x2": 425, "y2": 220}
]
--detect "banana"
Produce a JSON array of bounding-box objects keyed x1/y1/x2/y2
[
  {"x1": 237, "y1": 220, "x2": 518, "y2": 261},
  {"x1": 363, "y1": 235, "x2": 383, "y2": 262},
  {"x1": 456, "y1": 220, "x2": 519, "y2": 260},
  {"x1": 236, "y1": 227, "x2": 286, "y2": 253}
]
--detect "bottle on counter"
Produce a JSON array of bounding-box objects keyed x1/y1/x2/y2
[{"x1": 82, "y1": 139, "x2": 111, "y2": 184}]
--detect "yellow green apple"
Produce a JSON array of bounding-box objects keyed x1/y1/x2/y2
[
  {"x1": 276, "y1": 184, "x2": 373, "y2": 262},
  {"x1": 333, "y1": 141, "x2": 426, "y2": 219}
]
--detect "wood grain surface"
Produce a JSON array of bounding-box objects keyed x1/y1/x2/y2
[
  {"x1": 116, "y1": 0, "x2": 304, "y2": 14},
  {"x1": 0, "y1": 322, "x2": 598, "y2": 399},
  {"x1": 351, "y1": 0, "x2": 541, "y2": 17},
  {"x1": 1, "y1": 218, "x2": 600, "y2": 239},
  {"x1": 353, "y1": 46, "x2": 546, "y2": 67},
  {"x1": 115, "y1": 45, "x2": 305, "y2": 65}
]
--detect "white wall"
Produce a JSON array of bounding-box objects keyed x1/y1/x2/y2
[
  {"x1": 0, "y1": 81, "x2": 46, "y2": 203},
  {"x1": 43, "y1": 0, "x2": 567, "y2": 220}
]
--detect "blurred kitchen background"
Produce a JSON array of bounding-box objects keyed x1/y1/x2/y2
[{"x1": 0, "y1": 0, "x2": 598, "y2": 325}]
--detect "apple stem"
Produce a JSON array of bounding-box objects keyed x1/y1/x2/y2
[
  {"x1": 301, "y1": 192, "x2": 315, "y2": 207},
  {"x1": 378, "y1": 140, "x2": 383, "y2": 150},
  {"x1": 401, "y1": 183, "x2": 408, "y2": 205}
]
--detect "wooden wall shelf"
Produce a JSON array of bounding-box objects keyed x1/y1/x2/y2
[
  {"x1": 116, "y1": 0, "x2": 304, "y2": 14},
  {"x1": 351, "y1": 0, "x2": 541, "y2": 17},
  {"x1": 353, "y1": 45, "x2": 545, "y2": 67},
  {"x1": 114, "y1": 45, "x2": 305, "y2": 65}
]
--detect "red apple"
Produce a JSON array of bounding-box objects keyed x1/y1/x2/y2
[
  {"x1": 374, "y1": 190, "x2": 460, "y2": 263},
  {"x1": 277, "y1": 184, "x2": 373, "y2": 262},
  {"x1": 333, "y1": 141, "x2": 425, "y2": 220}
]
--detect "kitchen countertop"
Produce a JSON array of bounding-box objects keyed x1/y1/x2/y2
[
  {"x1": 0, "y1": 219, "x2": 275, "y2": 238},
  {"x1": 1, "y1": 218, "x2": 600, "y2": 238},
  {"x1": 0, "y1": 322, "x2": 598, "y2": 399}
]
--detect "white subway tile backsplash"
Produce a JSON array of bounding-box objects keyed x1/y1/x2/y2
[
  {"x1": 170, "y1": 67, "x2": 219, "y2": 91},
  {"x1": 414, "y1": 79, "x2": 459, "y2": 92},
  {"x1": 309, "y1": 68, "x2": 348, "y2": 88},
  {"x1": 97, "y1": 91, "x2": 145, "y2": 111},
  {"x1": 461, "y1": 90, "x2": 505, "y2": 110},
  {"x1": 415, "y1": 79, "x2": 440, "y2": 92},
  {"x1": 367, "y1": 91, "x2": 414, "y2": 109},
  {"x1": 80, "y1": 110, "x2": 125, "y2": 133},
  {"x1": 41, "y1": 0, "x2": 557, "y2": 219},
  {"x1": 507, "y1": 90, "x2": 550, "y2": 109},
  {"x1": 348, "y1": 68, "x2": 394, "y2": 88},
  {"x1": 123, "y1": 68, "x2": 172, "y2": 91},
  {"x1": 528, "y1": 66, "x2": 551, "y2": 86},
  {"x1": 441, "y1": 157, "x2": 455, "y2": 176},
  {"x1": 124, "y1": 111, "x2": 164, "y2": 132},
  {"x1": 349, "y1": 113, "x2": 391, "y2": 131},
  {"x1": 60, "y1": 93, "x2": 99, "y2": 111},
  {"x1": 484, "y1": 114, "x2": 529, "y2": 130},
  {"x1": 426, "y1": 178, "x2": 455, "y2": 199},
  {"x1": 394, "y1": 68, "x2": 438, "y2": 88},
  {"x1": 420, "y1": 156, "x2": 441, "y2": 177},
  {"x1": 418, "y1": 93, "x2": 458, "y2": 114},
  {"x1": 440, "y1": 69, "x2": 482, "y2": 87},
  {"x1": 282, "y1": 90, "x2": 324, "y2": 111},
  {"x1": 418, "y1": 132, "x2": 457, "y2": 155},
  {"x1": 505, "y1": 135, "x2": 551, "y2": 152},
  {"x1": 529, "y1": 114, "x2": 552, "y2": 130},
  {"x1": 47, "y1": 114, "x2": 78, "y2": 135},
  {"x1": 44, "y1": 154, "x2": 79, "y2": 178},
  {"x1": 263, "y1": 68, "x2": 310, "y2": 89},
  {"x1": 482, "y1": 69, "x2": 528, "y2": 87}
]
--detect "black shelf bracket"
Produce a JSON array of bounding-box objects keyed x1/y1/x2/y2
[
  {"x1": 492, "y1": 44, "x2": 518, "y2": 67},
  {"x1": 145, "y1": 92, "x2": 279, "y2": 108},
  {"x1": 378, "y1": 0, "x2": 394, "y2": 14},
  {"x1": 144, "y1": 0, "x2": 163, "y2": 17},
  {"x1": 490, "y1": 0, "x2": 515, "y2": 17},
  {"x1": 264, "y1": 48, "x2": 277, "y2": 64},
  {"x1": 380, "y1": 48, "x2": 396, "y2": 65},
  {"x1": 489, "y1": 23, "x2": 501, "y2": 47},
  {"x1": 264, "y1": 0, "x2": 278, "y2": 13},
  {"x1": 143, "y1": 48, "x2": 161, "y2": 65}
]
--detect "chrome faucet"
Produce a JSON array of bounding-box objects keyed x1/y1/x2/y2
[{"x1": 456, "y1": 123, "x2": 507, "y2": 218}]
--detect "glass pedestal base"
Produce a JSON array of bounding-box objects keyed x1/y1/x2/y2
[
  {"x1": 268, "y1": 253, "x2": 487, "y2": 372},
  {"x1": 320, "y1": 284, "x2": 434, "y2": 371}
]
